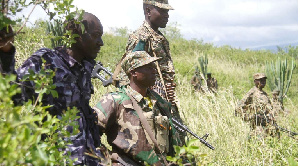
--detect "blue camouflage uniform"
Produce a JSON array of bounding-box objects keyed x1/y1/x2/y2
[{"x1": 16, "y1": 47, "x2": 103, "y2": 165}]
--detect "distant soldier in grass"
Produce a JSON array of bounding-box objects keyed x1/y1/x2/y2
[
  {"x1": 94, "y1": 51, "x2": 181, "y2": 166},
  {"x1": 235, "y1": 73, "x2": 279, "y2": 138},
  {"x1": 190, "y1": 69, "x2": 203, "y2": 91},
  {"x1": 206, "y1": 73, "x2": 218, "y2": 93}
]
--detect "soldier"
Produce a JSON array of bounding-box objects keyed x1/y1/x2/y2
[
  {"x1": 206, "y1": 73, "x2": 218, "y2": 93},
  {"x1": 116, "y1": 0, "x2": 178, "y2": 112},
  {"x1": 190, "y1": 67, "x2": 203, "y2": 92},
  {"x1": 0, "y1": 24, "x2": 15, "y2": 74},
  {"x1": 16, "y1": 12, "x2": 105, "y2": 165},
  {"x1": 235, "y1": 73, "x2": 279, "y2": 138},
  {"x1": 94, "y1": 51, "x2": 181, "y2": 166}
]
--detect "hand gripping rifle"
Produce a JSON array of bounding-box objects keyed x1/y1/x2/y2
[
  {"x1": 171, "y1": 118, "x2": 215, "y2": 150},
  {"x1": 91, "y1": 62, "x2": 113, "y2": 87}
]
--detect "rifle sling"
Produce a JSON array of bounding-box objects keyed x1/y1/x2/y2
[{"x1": 127, "y1": 93, "x2": 168, "y2": 166}]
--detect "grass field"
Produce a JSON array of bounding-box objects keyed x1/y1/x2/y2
[{"x1": 14, "y1": 22, "x2": 298, "y2": 166}]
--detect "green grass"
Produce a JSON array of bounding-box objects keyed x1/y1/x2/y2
[{"x1": 13, "y1": 22, "x2": 298, "y2": 166}]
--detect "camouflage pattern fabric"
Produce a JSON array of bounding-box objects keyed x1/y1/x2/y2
[
  {"x1": 118, "y1": 21, "x2": 178, "y2": 107},
  {"x1": 16, "y1": 47, "x2": 103, "y2": 165},
  {"x1": 190, "y1": 72, "x2": 203, "y2": 92},
  {"x1": 235, "y1": 86, "x2": 279, "y2": 137},
  {"x1": 143, "y1": 0, "x2": 174, "y2": 10},
  {"x1": 207, "y1": 77, "x2": 218, "y2": 93},
  {"x1": 93, "y1": 85, "x2": 181, "y2": 166},
  {"x1": 0, "y1": 47, "x2": 15, "y2": 74}
]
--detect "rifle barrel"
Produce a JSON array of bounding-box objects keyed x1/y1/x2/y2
[{"x1": 172, "y1": 118, "x2": 215, "y2": 150}]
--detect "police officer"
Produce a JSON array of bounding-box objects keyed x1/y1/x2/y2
[
  {"x1": 94, "y1": 51, "x2": 181, "y2": 166},
  {"x1": 16, "y1": 12, "x2": 105, "y2": 165},
  {"x1": 235, "y1": 73, "x2": 279, "y2": 137}
]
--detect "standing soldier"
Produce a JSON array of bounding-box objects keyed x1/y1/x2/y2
[
  {"x1": 190, "y1": 67, "x2": 203, "y2": 92},
  {"x1": 94, "y1": 51, "x2": 181, "y2": 166},
  {"x1": 235, "y1": 73, "x2": 279, "y2": 138},
  {"x1": 206, "y1": 73, "x2": 218, "y2": 93},
  {"x1": 115, "y1": 0, "x2": 183, "y2": 125},
  {"x1": 271, "y1": 89, "x2": 288, "y2": 116}
]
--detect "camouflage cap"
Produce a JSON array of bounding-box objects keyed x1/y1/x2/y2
[
  {"x1": 121, "y1": 51, "x2": 161, "y2": 74},
  {"x1": 143, "y1": 0, "x2": 174, "y2": 10},
  {"x1": 253, "y1": 73, "x2": 267, "y2": 80}
]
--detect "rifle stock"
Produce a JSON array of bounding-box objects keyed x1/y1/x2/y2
[{"x1": 91, "y1": 62, "x2": 113, "y2": 87}]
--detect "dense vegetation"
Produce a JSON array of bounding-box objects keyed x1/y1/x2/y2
[{"x1": 3, "y1": 19, "x2": 298, "y2": 165}]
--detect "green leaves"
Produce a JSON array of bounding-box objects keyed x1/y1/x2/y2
[
  {"x1": 166, "y1": 137, "x2": 208, "y2": 166},
  {"x1": 0, "y1": 67, "x2": 79, "y2": 165}
]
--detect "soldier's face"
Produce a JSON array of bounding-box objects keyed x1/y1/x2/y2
[
  {"x1": 132, "y1": 62, "x2": 157, "y2": 87},
  {"x1": 76, "y1": 17, "x2": 104, "y2": 60},
  {"x1": 255, "y1": 78, "x2": 266, "y2": 89},
  {"x1": 148, "y1": 6, "x2": 169, "y2": 29}
]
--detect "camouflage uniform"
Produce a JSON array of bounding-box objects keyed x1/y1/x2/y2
[
  {"x1": 94, "y1": 86, "x2": 181, "y2": 166},
  {"x1": 207, "y1": 77, "x2": 218, "y2": 93},
  {"x1": 94, "y1": 51, "x2": 181, "y2": 166},
  {"x1": 119, "y1": 21, "x2": 177, "y2": 107},
  {"x1": 16, "y1": 47, "x2": 103, "y2": 165},
  {"x1": 0, "y1": 46, "x2": 15, "y2": 74},
  {"x1": 235, "y1": 83, "x2": 279, "y2": 137},
  {"x1": 190, "y1": 71, "x2": 203, "y2": 92}
]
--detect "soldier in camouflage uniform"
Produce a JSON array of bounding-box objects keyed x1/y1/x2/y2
[
  {"x1": 115, "y1": 0, "x2": 186, "y2": 141},
  {"x1": 94, "y1": 51, "x2": 181, "y2": 166},
  {"x1": 235, "y1": 73, "x2": 279, "y2": 138},
  {"x1": 0, "y1": 24, "x2": 15, "y2": 74},
  {"x1": 206, "y1": 73, "x2": 218, "y2": 93},
  {"x1": 190, "y1": 68, "x2": 203, "y2": 92},
  {"x1": 16, "y1": 12, "x2": 105, "y2": 165}
]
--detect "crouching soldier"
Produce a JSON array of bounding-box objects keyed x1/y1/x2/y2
[{"x1": 93, "y1": 51, "x2": 182, "y2": 166}]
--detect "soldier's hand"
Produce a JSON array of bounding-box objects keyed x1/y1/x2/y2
[{"x1": 0, "y1": 24, "x2": 14, "y2": 53}]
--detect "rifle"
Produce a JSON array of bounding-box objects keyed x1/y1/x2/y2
[
  {"x1": 91, "y1": 62, "x2": 113, "y2": 87},
  {"x1": 273, "y1": 122, "x2": 298, "y2": 136},
  {"x1": 263, "y1": 115, "x2": 298, "y2": 137},
  {"x1": 171, "y1": 117, "x2": 215, "y2": 150}
]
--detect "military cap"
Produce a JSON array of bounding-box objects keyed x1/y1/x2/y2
[
  {"x1": 143, "y1": 0, "x2": 174, "y2": 10},
  {"x1": 253, "y1": 73, "x2": 267, "y2": 80},
  {"x1": 122, "y1": 51, "x2": 161, "y2": 74}
]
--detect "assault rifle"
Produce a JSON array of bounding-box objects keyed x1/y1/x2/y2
[
  {"x1": 273, "y1": 122, "x2": 298, "y2": 136},
  {"x1": 263, "y1": 115, "x2": 298, "y2": 137},
  {"x1": 91, "y1": 62, "x2": 113, "y2": 87},
  {"x1": 171, "y1": 118, "x2": 215, "y2": 150}
]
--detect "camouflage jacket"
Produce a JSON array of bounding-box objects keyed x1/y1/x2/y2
[
  {"x1": 207, "y1": 78, "x2": 218, "y2": 92},
  {"x1": 16, "y1": 47, "x2": 102, "y2": 165},
  {"x1": 0, "y1": 46, "x2": 15, "y2": 74},
  {"x1": 235, "y1": 86, "x2": 275, "y2": 127},
  {"x1": 118, "y1": 21, "x2": 176, "y2": 103},
  {"x1": 93, "y1": 86, "x2": 181, "y2": 166}
]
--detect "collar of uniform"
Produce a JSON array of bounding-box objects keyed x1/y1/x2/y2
[
  {"x1": 143, "y1": 21, "x2": 165, "y2": 41},
  {"x1": 54, "y1": 46, "x2": 78, "y2": 68},
  {"x1": 125, "y1": 85, "x2": 154, "y2": 103}
]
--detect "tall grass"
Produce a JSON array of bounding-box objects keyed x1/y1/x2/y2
[{"x1": 13, "y1": 21, "x2": 298, "y2": 166}]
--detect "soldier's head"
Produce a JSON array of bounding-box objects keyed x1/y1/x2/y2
[
  {"x1": 253, "y1": 73, "x2": 267, "y2": 90},
  {"x1": 143, "y1": 0, "x2": 174, "y2": 30},
  {"x1": 65, "y1": 12, "x2": 104, "y2": 61},
  {"x1": 207, "y1": 73, "x2": 212, "y2": 79},
  {"x1": 122, "y1": 51, "x2": 161, "y2": 88}
]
